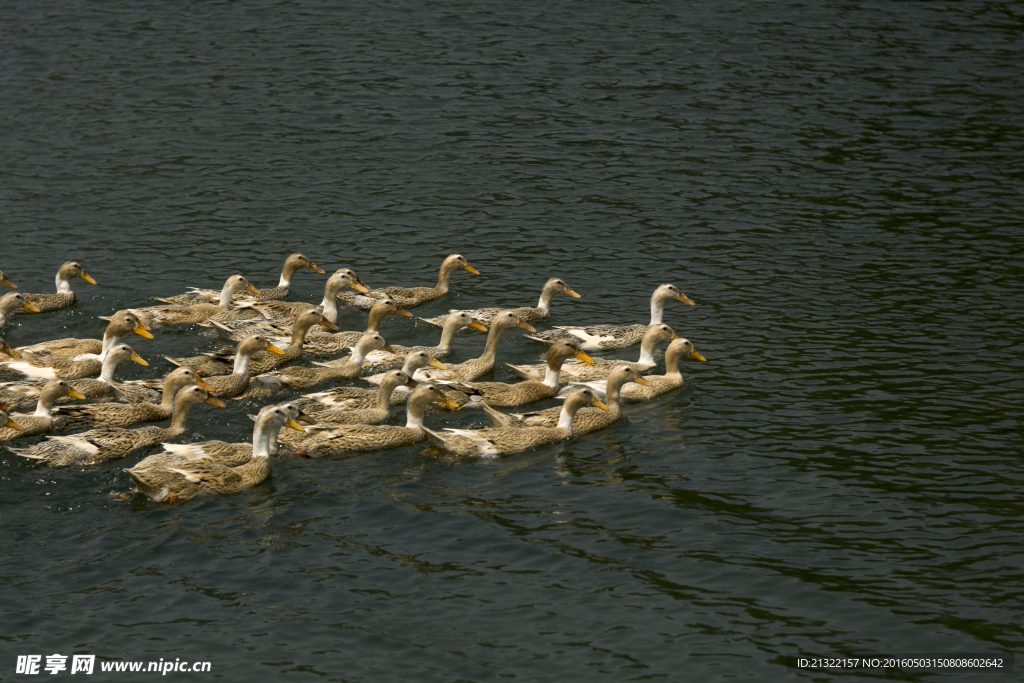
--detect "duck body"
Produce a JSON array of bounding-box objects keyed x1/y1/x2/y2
[
  {"x1": 0, "y1": 380, "x2": 83, "y2": 441},
  {"x1": 361, "y1": 312, "x2": 487, "y2": 372},
  {"x1": 420, "y1": 278, "x2": 580, "y2": 328},
  {"x1": 0, "y1": 343, "x2": 148, "y2": 383},
  {"x1": 289, "y1": 370, "x2": 413, "y2": 426},
  {"x1": 128, "y1": 276, "x2": 257, "y2": 326},
  {"x1": 18, "y1": 262, "x2": 97, "y2": 313},
  {"x1": 15, "y1": 312, "x2": 152, "y2": 361},
  {"x1": 156, "y1": 254, "x2": 326, "y2": 305},
  {"x1": 561, "y1": 337, "x2": 704, "y2": 403},
  {"x1": 337, "y1": 254, "x2": 479, "y2": 309}
]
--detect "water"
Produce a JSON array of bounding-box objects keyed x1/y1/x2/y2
[{"x1": 2, "y1": 1, "x2": 1022, "y2": 680}]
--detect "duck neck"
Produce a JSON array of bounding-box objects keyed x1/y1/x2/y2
[
  {"x1": 649, "y1": 296, "x2": 666, "y2": 325},
  {"x1": 267, "y1": 424, "x2": 283, "y2": 456},
  {"x1": 217, "y1": 286, "x2": 236, "y2": 308},
  {"x1": 664, "y1": 346, "x2": 682, "y2": 378},
  {"x1": 279, "y1": 261, "x2": 302, "y2": 288},
  {"x1": 479, "y1": 325, "x2": 505, "y2": 364},
  {"x1": 287, "y1": 320, "x2": 314, "y2": 353},
  {"x1": 251, "y1": 420, "x2": 274, "y2": 458},
  {"x1": 159, "y1": 382, "x2": 180, "y2": 411},
  {"x1": 556, "y1": 405, "x2": 576, "y2": 431},
  {"x1": 377, "y1": 381, "x2": 397, "y2": 410},
  {"x1": 437, "y1": 320, "x2": 459, "y2": 352},
  {"x1": 605, "y1": 381, "x2": 624, "y2": 412},
  {"x1": 542, "y1": 365, "x2": 561, "y2": 390},
  {"x1": 536, "y1": 288, "x2": 555, "y2": 312},
  {"x1": 348, "y1": 347, "x2": 367, "y2": 367},
  {"x1": 405, "y1": 405, "x2": 425, "y2": 429},
  {"x1": 365, "y1": 307, "x2": 387, "y2": 332},
  {"x1": 33, "y1": 394, "x2": 56, "y2": 418},
  {"x1": 638, "y1": 339, "x2": 658, "y2": 368},
  {"x1": 169, "y1": 400, "x2": 195, "y2": 431},
  {"x1": 99, "y1": 330, "x2": 123, "y2": 359},
  {"x1": 99, "y1": 355, "x2": 122, "y2": 383},
  {"x1": 232, "y1": 352, "x2": 253, "y2": 376},
  {"x1": 56, "y1": 272, "x2": 73, "y2": 294},
  {"x1": 318, "y1": 295, "x2": 339, "y2": 323},
  {"x1": 435, "y1": 262, "x2": 457, "y2": 293}
]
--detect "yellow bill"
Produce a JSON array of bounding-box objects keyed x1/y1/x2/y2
[
  {"x1": 439, "y1": 395, "x2": 460, "y2": 410},
  {"x1": 1, "y1": 342, "x2": 19, "y2": 360},
  {"x1": 690, "y1": 349, "x2": 707, "y2": 362},
  {"x1": 677, "y1": 293, "x2": 695, "y2": 305},
  {"x1": 68, "y1": 388, "x2": 86, "y2": 400},
  {"x1": 404, "y1": 378, "x2": 420, "y2": 388},
  {"x1": 196, "y1": 377, "x2": 215, "y2": 392},
  {"x1": 81, "y1": 272, "x2": 98, "y2": 285},
  {"x1": 133, "y1": 323, "x2": 154, "y2": 339},
  {"x1": 469, "y1": 319, "x2": 488, "y2": 332},
  {"x1": 245, "y1": 283, "x2": 259, "y2": 294},
  {"x1": 516, "y1": 321, "x2": 537, "y2": 332},
  {"x1": 308, "y1": 262, "x2": 325, "y2": 274},
  {"x1": 563, "y1": 287, "x2": 582, "y2": 298},
  {"x1": 382, "y1": 343, "x2": 397, "y2": 355},
  {"x1": 671, "y1": 333, "x2": 679, "y2": 341},
  {"x1": 575, "y1": 350, "x2": 595, "y2": 364},
  {"x1": 23, "y1": 302, "x2": 40, "y2": 313},
  {"x1": 464, "y1": 264, "x2": 480, "y2": 275},
  {"x1": 428, "y1": 357, "x2": 447, "y2": 370},
  {"x1": 264, "y1": 343, "x2": 286, "y2": 355},
  {"x1": 634, "y1": 375, "x2": 652, "y2": 386},
  {"x1": 319, "y1": 319, "x2": 339, "y2": 331},
  {"x1": 205, "y1": 396, "x2": 227, "y2": 408},
  {"x1": 0, "y1": 275, "x2": 16, "y2": 288},
  {"x1": 351, "y1": 280, "x2": 371, "y2": 293},
  {"x1": 395, "y1": 307, "x2": 414, "y2": 318},
  {"x1": 285, "y1": 417, "x2": 306, "y2": 432},
  {"x1": 296, "y1": 411, "x2": 317, "y2": 425},
  {"x1": 130, "y1": 352, "x2": 149, "y2": 366},
  {"x1": 591, "y1": 397, "x2": 609, "y2": 411},
  {"x1": 4, "y1": 417, "x2": 23, "y2": 431}
]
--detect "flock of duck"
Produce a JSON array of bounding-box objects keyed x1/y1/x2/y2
[{"x1": 0, "y1": 254, "x2": 705, "y2": 503}]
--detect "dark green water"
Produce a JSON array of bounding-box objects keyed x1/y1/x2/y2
[{"x1": 2, "y1": 1, "x2": 1022, "y2": 680}]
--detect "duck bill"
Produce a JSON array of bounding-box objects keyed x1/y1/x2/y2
[
  {"x1": 464, "y1": 264, "x2": 480, "y2": 275},
  {"x1": 130, "y1": 352, "x2": 149, "y2": 366},
  {"x1": 351, "y1": 280, "x2": 371, "y2": 293},
  {"x1": 634, "y1": 375, "x2": 652, "y2": 386},
  {"x1": 1, "y1": 342, "x2": 19, "y2": 360},
  {"x1": 575, "y1": 350, "x2": 595, "y2": 364},
  {"x1": 381, "y1": 343, "x2": 397, "y2": 355},
  {"x1": 318, "y1": 319, "x2": 339, "y2": 331},
  {"x1": 394, "y1": 307, "x2": 414, "y2": 318},
  {"x1": 591, "y1": 397, "x2": 609, "y2": 411},
  {"x1": 404, "y1": 378, "x2": 420, "y2": 388},
  {"x1": 23, "y1": 302, "x2": 40, "y2": 313},
  {"x1": 428, "y1": 358, "x2": 447, "y2": 370},
  {"x1": 0, "y1": 276, "x2": 16, "y2": 288},
  {"x1": 244, "y1": 283, "x2": 259, "y2": 294},
  {"x1": 204, "y1": 396, "x2": 227, "y2": 408},
  {"x1": 296, "y1": 411, "x2": 317, "y2": 425},
  {"x1": 285, "y1": 418, "x2": 306, "y2": 432},
  {"x1": 516, "y1": 321, "x2": 537, "y2": 332},
  {"x1": 67, "y1": 388, "x2": 87, "y2": 400},
  {"x1": 469, "y1": 319, "x2": 488, "y2": 332},
  {"x1": 196, "y1": 378, "x2": 215, "y2": 392},
  {"x1": 4, "y1": 418, "x2": 24, "y2": 431},
  {"x1": 439, "y1": 396, "x2": 460, "y2": 410},
  {"x1": 80, "y1": 272, "x2": 98, "y2": 285},
  {"x1": 563, "y1": 287, "x2": 582, "y2": 298},
  {"x1": 133, "y1": 323, "x2": 154, "y2": 339},
  {"x1": 677, "y1": 293, "x2": 695, "y2": 305},
  {"x1": 264, "y1": 343, "x2": 286, "y2": 355},
  {"x1": 307, "y1": 263, "x2": 326, "y2": 274},
  {"x1": 690, "y1": 349, "x2": 707, "y2": 362}
]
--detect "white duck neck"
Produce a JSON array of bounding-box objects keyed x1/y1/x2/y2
[
  {"x1": 33, "y1": 395, "x2": 56, "y2": 418},
  {"x1": 251, "y1": 419, "x2": 275, "y2": 458},
  {"x1": 217, "y1": 286, "x2": 237, "y2": 308},
  {"x1": 318, "y1": 296, "x2": 339, "y2": 323},
  {"x1": 232, "y1": 352, "x2": 253, "y2": 376},
  {"x1": 56, "y1": 272, "x2": 73, "y2": 294},
  {"x1": 649, "y1": 296, "x2": 666, "y2": 325},
  {"x1": 99, "y1": 355, "x2": 122, "y2": 383},
  {"x1": 542, "y1": 366, "x2": 561, "y2": 390},
  {"x1": 556, "y1": 405, "x2": 576, "y2": 431},
  {"x1": 99, "y1": 330, "x2": 123, "y2": 359}
]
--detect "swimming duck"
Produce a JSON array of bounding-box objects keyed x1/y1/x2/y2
[
  {"x1": 209, "y1": 269, "x2": 368, "y2": 325},
  {"x1": 526, "y1": 284, "x2": 695, "y2": 351},
  {"x1": 240, "y1": 332, "x2": 394, "y2": 398},
  {"x1": 282, "y1": 383, "x2": 458, "y2": 457},
  {"x1": 292, "y1": 370, "x2": 416, "y2": 426},
  {"x1": 360, "y1": 350, "x2": 449, "y2": 405},
  {"x1": 126, "y1": 403, "x2": 307, "y2": 503},
  {"x1": 0, "y1": 380, "x2": 85, "y2": 441},
  {"x1": 56, "y1": 368, "x2": 213, "y2": 432},
  {"x1": 419, "y1": 278, "x2": 581, "y2": 328},
  {"x1": 423, "y1": 387, "x2": 607, "y2": 458},
  {"x1": 166, "y1": 309, "x2": 337, "y2": 376},
  {"x1": 0, "y1": 270, "x2": 17, "y2": 289},
  {"x1": 0, "y1": 342, "x2": 148, "y2": 383},
  {"x1": 196, "y1": 335, "x2": 285, "y2": 398},
  {"x1": 156, "y1": 254, "x2": 326, "y2": 305},
  {"x1": 361, "y1": 311, "x2": 488, "y2": 371},
  {"x1": 438, "y1": 340, "x2": 595, "y2": 408},
  {"x1": 510, "y1": 324, "x2": 697, "y2": 383},
  {"x1": 561, "y1": 337, "x2": 705, "y2": 403},
  {"x1": 337, "y1": 254, "x2": 480, "y2": 309},
  {"x1": 9, "y1": 384, "x2": 224, "y2": 467},
  {"x1": 18, "y1": 262, "x2": 97, "y2": 313},
  {"x1": 482, "y1": 366, "x2": 650, "y2": 435},
  {"x1": 127, "y1": 275, "x2": 258, "y2": 326},
  {"x1": 0, "y1": 292, "x2": 40, "y2": 329},
  {"x1": 15, "y1": 311, "x2": 153, "y2": 360}
]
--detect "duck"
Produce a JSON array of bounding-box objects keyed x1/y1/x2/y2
[
  {"x1": 208, "y1": 269, "x2": 369, "y2": 325},
  {"x1": 139, "y1": 403, "x2": 313, "y2": 471},
  {"x1": 360, "y1": 350, "x2": 450, "y2": 406},
  {"x1": 19, "y1": 262, "x2": 97, "y2": 313},
  {"x1": 337, "y1": 254, "x2": 480, "y2": 309},
  {"x1": 423, "y1": 386, "x2": 607, "y2": 458},
  {"x1": 0, "y1": 343, "x2": 148, "y2": 408},
  {"x1": 126, "y1": 403, "x2": 306, "y2": 503},
  {"x1": 240, "y1": 332, "x2": 394, "y2": 398},
  {"x1": 282, "y1": 383, "x2": 458, "y2": 457},
  {"x1": 0, "y1": 380, "x2": 85, "y2": 441},
  {"x1": 386, "y1": 310, "x2": 534, "y2": 384},
  {"x1": 438, "y1": 340, "x2": 595, "y2": 408},
  {"x1": 0, "y1": 292, "x2": 40, "y2": 329},
  {"x1": 165, "y1": 309, "x2": 337, "y2": 376},
  {"x1": 526, "y1": 283, "x2": 695, "y2": 351},
  {"x1": 361, "y1": 311, "x2": 488, "y2": 371},
  {"x1": 193, "y1": 335, "x2": 285, "y2": 398},
  {"x1": 55, "y1": 368, "x2": 213, "y2": 432},
  {"x1": 292, "y1": 370, "x2": 417, "y2": 426},
  {"x1": 9, "y1": 384, "x2": 225, "y2": 467},
  {"x1": 419, "y1": 278, "x2": 581, "y2": 328},
  {"x1": 15, "y1": 311, "x2": 153, "y2": 360},
  {"x1": 155, "y1": 254, "x2": 327, "y2": 305},
  {"x1": 0, "y1": 342, "x2": 148, "y2": 383},
  {"x1": 126, "y1": 275, "x2": 258, "y2": 326},
  {"x1": 0, "y1": 270, "x2": 17, "y2": 289},
  {"x1": 481, "y1": 366, "x2": 650, "y2": 436},
  {"x1": 510, "y1": 324, "x2": 696, "y2": 383},
  {"x1": 559, "y1": 337, "x2": 705, "y2": 403}
]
